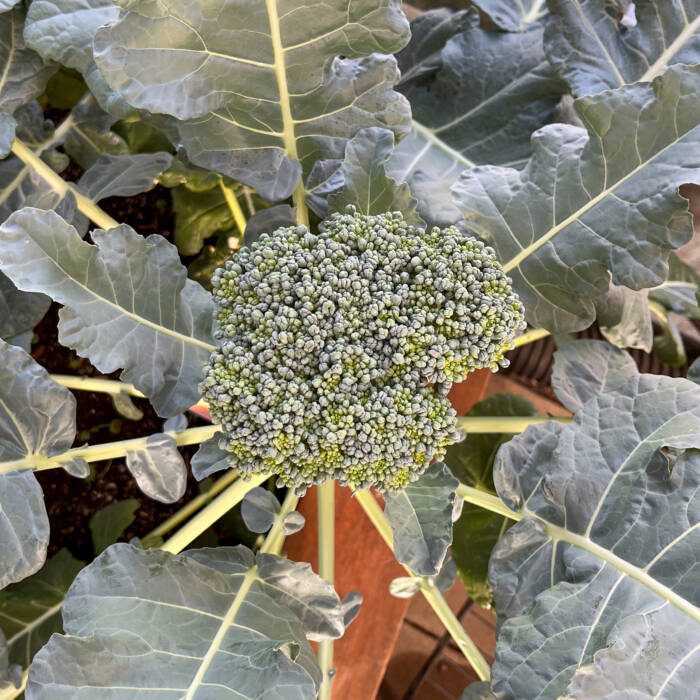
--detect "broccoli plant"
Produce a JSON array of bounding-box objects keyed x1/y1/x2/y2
[{"x1": 0, "y1": 0, "x2": 698, "y2": 698}]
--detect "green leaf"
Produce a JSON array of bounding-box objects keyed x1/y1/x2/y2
[
  {"x1": 488, "y1": 366, "x2": 700, "y2": 697},
  {"x1": 190, "y1": 432, "x2": 231, "y2": 481},
  {"x1": 125, "y1": 434, "x2": 187, "y2": 503},
  {"x1": 652, "y1": 308, "x2": 687, "y2": 367},
  {"x1": 452, "y1": 64, "x2": 700, "y2": 333},
  {"x1": 448, "y1": 393, "x2": 537, "y2": 606},
  {"x1": 27, "y1": 543, "x2": 350, "y2": 697},
  {"x1": 241, "y1": 487, "x2": 281, "y2": 534},
  {"x1": 649, "y1": 252, "x2": 700, "y2": 319},
  {"x1": 391, "y1": 10, "x2": 564, "y2": 225},
  {"x1": 0, "y1": 112, "x2": 15, "y2": 157},
  {"x1": 25, "y1": 0, "x2": 118, "y2": 75},
  {"x1": 326, "y1": 127, "x2": 420, "y2": 222},
  {"x1": 0, "y1": 208, "x2": 215, "y2": 417},
  {"x1": 0, "y1": 341, "x2": 77, "y2": 588},
  {"x1": 0, "y1": 550, "x2": 82, "y2": 677},
  {"x1": 545, "y1": 0, "x2": 700, "y2": 96},
  {"x1": 242, "y1": 205, "x2": 295, "y2": 246},
  {"x1": 689, "y1": 357, "x2": 700, "y2": 383},
  {"x1": 92, "y1": 0, "x2": 411, "y2": 202},
  {"x1": 90, "y1": 499, "x2": 140, "y2": 554},
  {"x1": 172, "y1": 184, "x2": 234, "y2": 256},
  {"x1": 460, "y1": 681, "x2": 496, "y2": 700},
  {"x1": 594, "y1": 284, "x2": 652, "y2": 352},
  {"x1": 384, "y1": 462, "x2": 458, "y2": 576},
  {"x1": 0, "y1": 8, "x2": 55, "y2": 115},
  {"x1": 0, "y1": 273, "x2": 49, "y2": 341},
  {"x1": 551, "y1": 339, "x2": 638, "y2": 413},
  {"x1": 473, "y1": 0, "x2": 547, "y2": 31},
  {"x1": 77, "y1": 152, "x2": 173, "y2": 202}
]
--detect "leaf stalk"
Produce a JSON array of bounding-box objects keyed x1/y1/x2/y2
[
  {"x1": 317, "y1": 480, "x2": 336, "y2": 699},
  {"x1": 354, "y1": 489, "x2": 491, "y2": 681}
]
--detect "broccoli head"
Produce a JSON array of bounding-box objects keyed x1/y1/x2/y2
[{"x1": 202, "y1": 208, "x2": 525, "y2": 492}]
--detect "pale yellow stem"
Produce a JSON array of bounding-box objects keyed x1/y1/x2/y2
[{"x1": 317, "y1": 480, "x2": 336, "y2": 699}]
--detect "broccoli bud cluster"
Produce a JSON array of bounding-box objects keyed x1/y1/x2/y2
[{"x1": 202, "y1": 208, "x2": 525, "y2": 492}]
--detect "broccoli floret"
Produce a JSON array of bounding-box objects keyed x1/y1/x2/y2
[{"x1": 202, "y1": 207, "x2": 525, "y2": 492}]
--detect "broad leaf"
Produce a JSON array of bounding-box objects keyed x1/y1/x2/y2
[
  {"x1": 0, "y1": 550, "x2": 82, "y2": 679},
  {"x1": 551, "y1": 339, "x2": 638, "y2": 413},
  {"x1": 27, "y1": 543, "x2": 349, "y2": 697},
  {"x1": 0, "y1": 341, "x2": 76, "y2": 588},
  {"x1": 326, "y1": 127, "x2": 420, "y2": 222},
  {"x1": 391, "y1": 10, "x2": 564, "y2": 225},
  {"x1": 92, "y1": 0, "x2": 411, "y2": 202},
  {"x1": 242, "y1": 205, "x2": 295, "y2": 247},
  {"x1": 448, "y1": 393, "x2": 537, "y2": 606},
  {"x1": 241, "y1": 487, "x2": 281, "y2": 534},
  {"x1": 0, "y1": 208, "x2": 215, "y2": 417},
  {"x1": 0, "y1": 8, "x2": 54, "y2": 115},
  {"x1": 24, "y1": 0, "x2": 118, "y2": 75},
  {"x1": 77, "y1": 152, "x2": 173, "y2": 202},
  {"x1": 488, "y1": 364, "x2": 700, "y2": 697},
  {"x1": 473, "y1": 0, "x2": 547, "y2": 31},
  {"x1": 651, "y1": 308, "x2": 687, "y2": 367},
  {"x1": 452, "y1": 64, "x2": 700, "y2": 333},
  {"x1": 384, "y1": 462, "x2": 458, "y2": 576},
  {"x1": 545, "y1": 0, "x2": 700, "y2": 96}
]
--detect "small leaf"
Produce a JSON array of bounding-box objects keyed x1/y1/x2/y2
[
  {"x1": 384, "y1": 462, "x2": 458, "y2": 577},
  {"x1": 77, "y1": 152, "x2": 173, "y2": 201},
  {"x1": 190, "y1": 431, "x2": 232, "y2": 480},
  {"x1": 434, "y1": 554, "x2": 457, "y2": 593},
  {"x1": 0, "y1": 208, "x2": 215, "y2": 417},
  {"x1": 326, "y1": 127, "x2": 420, "y2": 222},
  {"x1": 474, "y1": 0, "x2": 547, "y2": 30},
  {"x1": 243, "y1": 205, "x2": 295, "y2": 247},
  {"x1": 0, "y1": 112, "x2": 15, "y2": 157},
  {"x1": 551, "y1": 339, "x2": 638, "y2": 412},
  {"x1": 595, "y1": 284, "x2": 652, "y2": 352},
  {"x1": 61, "y1": 457, "x2": 89, "y2": 479},
  {"x1": 389, "y1": 577, "x2": 421, "y2": 599},
  {"x1": 0, "y1": 341, "x2": 76, "y2": 588},
  {"x1": 241, "y1": 487, "x2": 281, "y2": 534},
  {"x1": 340, "y1": 591, "x2": 363, "y2": 628},
  {"x1": 125, "y1": 434, "x2": 187, "y2": 503},
  {"x1": 283, "y1": 511, "x2": 305, "y2": 536},
  {"x1": 89, "y1": 499, "x2": 140, "y2": 554},
  {"x1": 172, "y1": 184, "x2": 235, "y2": 256},
  {"x1": 460, "y1": 681, "x2": 496, "y2": 699},
  {"x1": 111, "y1": 392, "x2": 144, "y2": 421},
  {"x1": 689, "y1": 358, "x2": 700, "y2": 384},
  {"x1": 0, "y1": 273, "x2": 49, "y2": 341},
  {"x1": 649, "y1": 252, "x2": 700, "y2": 319},
  {"x1": 163, "y1": 413, "x2": 187, "y2": 433},
  {"x1": 652, "y1": 310, "x2": 687, "y2": 368}
]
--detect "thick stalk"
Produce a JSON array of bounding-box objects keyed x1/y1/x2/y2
[
  {"x1": 317, "y1": 480, "x2": 336, "y2": 700},
  {"x1": 143, "y1": 469, "x2": 240, "y2": 545},
  {"x1": 162, "y1": 473, "x2": 270, "y2": 554},
  {"x1": 354, "y1": 489, "x2": 491, "y2": 681},
  {"x1": 456, "y1": 416, "x2": 571, "y2": 433},
  {"x1": 218, "y1": 177, "x2": 248, "y2": 235},
  {"x1": 512, "y1": 327, "x2": 550, "y2": 348},
  {"x1": 457, "y1": 483, "x2": 521, "y2": 521},
  {"x1": 50, "y1": 374, "x2": 209, "y2": 413},
  {"x1": 0, "y1": 425, "x2": 218, "y2": 475},
  {"x1": 259, "y1": 488, "x2": 300, "y2": 556},
  {"x1": 10, "y1": 138, "x2": 119, "y2": 230}
]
